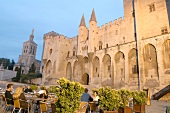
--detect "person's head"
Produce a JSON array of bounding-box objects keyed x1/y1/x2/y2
[
  {"x1": 94, "y1": 91, "x2": 98, "y2": 96},
  {"x1": 84, "y1": 88, "x2": 88, "y2": 93},
  {"x1": 13, "y1": 87, "x2": 23, "y2": 99},
  {"x1": 7, "y1": 84, "x2": 13, "y2": 91},
  {"x1": 27, "y1": 85, "x2": 30, "y2": 89},
  {"x1": 23, "y1": 85, "x2": 26, "y2": 89}
]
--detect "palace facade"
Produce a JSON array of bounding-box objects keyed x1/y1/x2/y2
[{"x1": 42, "y1": 0, "x2": 170, "y2": 93}]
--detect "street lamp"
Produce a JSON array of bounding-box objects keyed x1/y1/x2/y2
[{"x1": 132, "y1": 0, "x2": 140, "y2": 91}]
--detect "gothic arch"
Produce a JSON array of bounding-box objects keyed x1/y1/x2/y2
[
  {"x1": 143, "y1": 44, "x2": 158, "y2": 78},
  {"x1": 162, "y1": 39, "x2": 170, "y2": 69},
  {"x1": 92, "y1": 56, "x2": 100, "y2": 78},
  {"x1": 102, "y1": 54, "x2": 111, "y2": 78},
  {"x1": 46, "y1": 60, "x2": 52, "y2": 76},
  {"x1": 82, "y1": 57, "x2": 89, "y2": 75},
  {"x1": 66, "y1": 62, "x2": 72, "y2": 80},
  {"x1": 81, "y1": 73, "x2": 89, "y2": 85},
  {"x1": 73, "y1": 61, "x2": 82, "y2": 82},
  {"x1": 128, "y1": 48, "x2": 138, "y2": 78},
  {"x1": 114, "y1": 51, "x2": 125, "y2": 84}
]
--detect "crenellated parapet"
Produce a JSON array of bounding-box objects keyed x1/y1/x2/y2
[{"x1": 98, "y1": 17, "x2": 124, "y2": 32}]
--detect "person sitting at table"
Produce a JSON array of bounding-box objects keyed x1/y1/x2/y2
[
  {"x1": 13, "y1": 87, "x2": 30, "y2": 112},
  {"x1": 93, "y1": 91, "x2": 99, "y2": 106},
  {"x1": 5, "y1": 84, "x2": 14, "y2": 105},
  {"x1": 24, "y1": 85, "x2": 33, "y2": 93},
  {"x1": 38, "y1": 86, "x2": 48, "y2": 98},
  {"x1": 81, "y1": 88, "x2": 93, "y2": 102}
]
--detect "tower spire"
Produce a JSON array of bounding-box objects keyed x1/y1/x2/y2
[
  {"x1": 29, "y1": 28, "x2": 34, "y2": 41},
  {"x1": 79, "y1": 14, "x2": 86, "y2": 27},
  {"x1": 90, "y1": 9, "x2": 97, "y2": 22}
]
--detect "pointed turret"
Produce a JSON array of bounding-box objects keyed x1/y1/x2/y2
[
  {"x1": 79, "y1": 14, "x2": 86, "y2": 27},
  {"x1": 29, "y1": 28, "x2": 34, "y2": 41},
  {"x1": 90, "y1": 9, "x2": 97, "y2": 22}
]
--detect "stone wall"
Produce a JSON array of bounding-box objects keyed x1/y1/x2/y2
[{"x1": 0, "y1": 69, "x2": 17, "y2": 81}]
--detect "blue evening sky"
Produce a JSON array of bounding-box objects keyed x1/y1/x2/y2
[{"x1": 0, "y1": 0, "x2": 124, "y2": 62}]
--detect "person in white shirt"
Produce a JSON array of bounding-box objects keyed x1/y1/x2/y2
[{"x1": 93, "y1": 91, "x2": 99, "y2": 102}]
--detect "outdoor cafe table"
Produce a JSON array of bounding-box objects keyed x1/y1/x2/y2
[{"x1": 26, "y1": 97, "x2": 48, "y2": 113}]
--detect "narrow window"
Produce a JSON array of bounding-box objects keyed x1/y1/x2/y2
[
  {"x1": 116, "y1": 30, "x2": 118, "y2": 35},
  {"x1": 162, "y1": 27, "x2": 168, "y2": 34},
  {"x1": 149, "y1": 3, "x2": 155, "y2": 12},
  {"x1": 121, "y1": 68, "x2": 124, "y2": 76},
  {"x1": 67, "y1": 51, "x2": 70, "y2": 58},
  {"x1": 106, "y1": 44, "x2": 108, "y2": 48},
  {"x1": 50, "y1": 49, "x2": 52, "y2": 55},
  {"x1": 73, "y1": 51, "x2": 75, "y2": 56},
  {"x1": 132, "y1": 65, "x2": 137, "y2": 74},
  {"x1": 96, "y1": 67, "x2": 97, "y2": 72},
  {"x1": 108, "y1": 65, "x2": 111, "y2": 71}
]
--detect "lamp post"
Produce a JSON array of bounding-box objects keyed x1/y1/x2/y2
[{"x1": 132, "y1": 0, "x2": 140, "y2": 91}]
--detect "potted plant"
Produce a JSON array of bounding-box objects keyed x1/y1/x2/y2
[
  {"x1": 99, "y1": 86, "x2": 121, "y2": 113},
  {"x1": 55, "y1": 77, "x2": 84, "y2": 113},
  {"x1": 132, "y1": 91, "x2": 146, "y2": 112},
  {"x1": 30, "y1": 85, "x2": 38, "y2": 91},
  {"x1": 118, "y1": 89, "x2": 132, "y2": 113}
]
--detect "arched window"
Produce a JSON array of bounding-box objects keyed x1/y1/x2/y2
[
  {"x1": 99, "y1": 41, "x2": 103, "y2": 50},
  {"x1": 50, "y1": 49, "x2": 52, "y2": 55}
]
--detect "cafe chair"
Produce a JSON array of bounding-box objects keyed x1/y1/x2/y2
[
  {"x1": 89, "y1": 102, "x2": 97, "y2": 112},
  {"x1": 12, "y1": 99, "x2": 22, "y2": 113},
  {"x1": 3, "y1": 96, "x2": 14, "y2": 113},
  {"x1": 75, "y1": 102, "x2": 88, "y2": 113},
  {"x1": 51, "y1": 103, "x2": 56, "y2": 113},
  {"x1": 39, "y1": 101, "x2": 48, "y2": 113}
]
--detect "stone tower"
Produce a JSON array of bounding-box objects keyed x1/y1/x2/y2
[
  {"x1": 14, "y1": 29, "x2": 39, "y2": 74},
  {"x1": 88, "y1": 9, "x2": 97, "y2": 53}
]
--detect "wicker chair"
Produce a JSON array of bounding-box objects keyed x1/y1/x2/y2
[
  {"x1": 89, "y1": 102, "x2": 97, "y2": 112},
  {"x1": 12, "y1": 99, "x2": 22, "y2": 113},
  {"x1": 51, "y1": 103, "x2": 56, "y2": 113},
  {"x1": 2, "y1": 95, "x2": 14, "y2": 113},
  {"x1": 12, "y1": 99, "x2": 30, "y2": 113},
  {"x1": 39, "y1": 101, "x2": 48, "y2": 113},
  {"x1": 75, "y1": 102, "x2": 88, "y2": 113}
]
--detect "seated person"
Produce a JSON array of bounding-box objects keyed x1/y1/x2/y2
[
  {"x1": 93, "y1": 91, "x2": 99, "y2": 105},
  {"x1": 13, "y1": 87, "x2": 30, "y2": 110},
  {"x1": 38, "y1": 86, "x2": 48, "y2": 98},
  {"x1": 5, "y1": 84, "x2": 14, "y2": 105},
  {"x1": 24, "y1": 86, "x2": 33, "y2": 93},
  {"x1": 81, "y1": 88, "x2": 93, "y2": 102}
]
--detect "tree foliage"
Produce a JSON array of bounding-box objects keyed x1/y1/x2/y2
[
  {"x1": 28, "y1": 63, "x2": 36, "y2": 73},
  {"x1": 12, "y1": 67, "x2": 21, "y2": 82},
  {"x1": 55, "y1": 78, "x2": 84, "y2": 113},
  {"x1": 0, "y1": 58, "x2": 15, "y2": 70}
]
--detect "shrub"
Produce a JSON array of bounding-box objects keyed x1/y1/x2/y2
[
  {"x1": 55, "y1": 77, "x2": 84, "y2": 113},
  {"x1": 47, "y1": 86, "x2": 57, "y2": 93},
  {"x1": 99, "y1": 86, "x2": 122, "y2": 111},
  {"x1": 40, "y1": 86, "x2": 46, "y2": 90},
  {"x1": 118, "y1": 89, "x2": 132, "y2": 107},
  {"x1": 132, "y1": 91, "x2": 146, "y2": 105},
  {"x1": 30, "y1": 85, "x2": 38, "y2": 90}
]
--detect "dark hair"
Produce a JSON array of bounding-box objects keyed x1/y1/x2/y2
[
  {"x1": 85, "y1": 88, "x2": 88, "y2": 93},
  {"x1": 7, "y1": 84, "x2": 13, "y2": 89},
  {"x1": 94, "y1": 91, "x2": 98, "y2": 95}
]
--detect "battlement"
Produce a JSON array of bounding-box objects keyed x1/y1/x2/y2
[{"x1": 98, "y1": 17, "x2": 124, "y2": 31}]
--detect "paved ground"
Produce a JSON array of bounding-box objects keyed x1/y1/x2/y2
[{"x1": 0, "y1": 100, "x2": 170, "y2": 113}]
